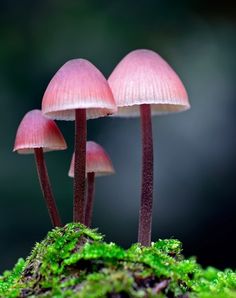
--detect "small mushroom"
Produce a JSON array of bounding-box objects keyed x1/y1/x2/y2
[
  {"x1": 108, "y1": 49, "x2": 190, "y2": 246},
  {"x1": 13, "y1": 109, "x2": 67, "y2": 227},
  {"x1": 69, "y1": 141, "x2": 114, "y2": 227},
  {"x1": 42, "y1": 59, "x2": 117, "y2": 224}
]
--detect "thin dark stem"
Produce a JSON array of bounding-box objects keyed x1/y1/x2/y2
[
  {"x1": 34, "y1": 148, "x2": 62, "y2": 227},
  {"x1": 73, "y1": 108, "x2": 87, "y2": 223},
  {"x1": 138, "y1": 104, "x2": 154, "y2": 246},
  {"x1": 85, "y1": 172, "x2": 95, "y2": 227}
]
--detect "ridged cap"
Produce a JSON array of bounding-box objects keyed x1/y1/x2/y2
[
  {"x1": 42, "y1": 59, "x2": 117, "y2": 120},
  {"x1": 108, "y1": 49, "x2": 190, "y2": 117},
  {"x1": 69, "y1": 141, "x2": 115, "y2": 177},
  {"x1": 13, "y1": 109, "x2": 67, "y2": 154}
]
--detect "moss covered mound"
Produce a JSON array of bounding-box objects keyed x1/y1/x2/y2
[{"x1": 0, "y1": 223, "x2": 236, "y2": 298}]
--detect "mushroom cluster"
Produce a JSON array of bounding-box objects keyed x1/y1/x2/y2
[{"x1": 13, "y1": 49, "x2": 190, "y2": 246}]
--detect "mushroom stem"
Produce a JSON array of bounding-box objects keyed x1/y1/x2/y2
[
  {"x1": 85, "y1": 172, "x2": 95, "y2": 227},
  {"x1": 73, "y1": 108, "x2": 87, "y2": 223},
  {"x1": 34, "y1": 148, "x2": 62, "y2": 227},
  {"x1": 138, "y1": 104, "x2": 154, "y2": 246}
]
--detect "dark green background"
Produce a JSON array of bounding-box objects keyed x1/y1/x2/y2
[{"x1": 1, "y1": 0, "x2": 236, "y2": 271}]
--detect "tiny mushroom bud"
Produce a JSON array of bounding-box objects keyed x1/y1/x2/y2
[
  {"x1": 13, "y1": 109, "x2": 67, "y2": 227},
  {"x1": 69, "y1": 141, "x2": 114, "y2": 227},
  {"x1": 108, "y1": 49, "x2": 190, "y2": 246},
  {"x1": 42, "y1": 59, "x2": 117, "y2": 224}
]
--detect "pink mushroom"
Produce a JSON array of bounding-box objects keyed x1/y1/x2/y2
[
  {"x1": 69, "y1": 141, "x2": 114, "y2": 227},
  {"x1": 13, "y1": 109, "x2": 67, "y2": 227},
  {"x1": 108, "y1": 49, "x2": 190, "y2": 246},
  {"x1": 42, "y1": 59, "x2": 116, "y2": 224}
]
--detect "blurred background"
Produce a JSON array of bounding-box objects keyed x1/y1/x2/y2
[{"x1": 1, "y1": 0, "x2": 236, "y2": 272}]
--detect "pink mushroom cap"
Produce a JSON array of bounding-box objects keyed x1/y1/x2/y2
[
  {"x1": 68, "y1": 141, "x2": 115, "y2": 177},
  {"x1": 13, "y1": 109, "x2": 67, "y2": 154},
  {"x1": 108, "y1": 49, "x2": 190, "y2": 117},
  {"x1": 42, "y1": 59, "x2": 117, "y2": 120}
]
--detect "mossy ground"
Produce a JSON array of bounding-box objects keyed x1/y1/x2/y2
[{"x1": 0, "y1": 223, "x2": 235, "y2": 298}]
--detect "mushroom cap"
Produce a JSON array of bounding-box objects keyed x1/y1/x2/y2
[
  {"x1": 108, "y1": 49, "x2": 190, "y2": 117},
  {"x1": 68, "y1": 141, "x2": 115, "y2": 177},
  {"x1": 13, "y1": 109, "x2": 67, "y2": 154},
  {"x1": 42, "y1": 59, "x2": 117, "y2": 120}
]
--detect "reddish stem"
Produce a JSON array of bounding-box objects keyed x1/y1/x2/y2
[
  {"x1": 138, "y1": 104, "x2": 154, "y2": 246},
  {"x1": 34, "y1": 148, "x2": 62, "y2": 227},
  {"x1": 73, "y1": 109, "x2": 87, "y2": 223},
  {"x1": 85, "y1": 172, "x2": 95, "y2": 227}
]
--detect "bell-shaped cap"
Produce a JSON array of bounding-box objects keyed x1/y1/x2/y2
[
  {"x1": 42, "y1": 59, "x2": 117, "y2": 120},
  {"x1": 68, "y1": 141, "x2": 115, "y2": 177},
  {"x1": 108, "y1": 49, "x2": 190, "y2": 117},
  {"x1": 13, "y1": 109, "x2": 67, "y2": 154}
]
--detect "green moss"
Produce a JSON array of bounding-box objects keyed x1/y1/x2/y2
[
  {"x1": 0, "y1": 258, "x2": 25, "y2": 297},
  {"x1": 0, "y1": 223, "x2": 235, "y2": 297}
]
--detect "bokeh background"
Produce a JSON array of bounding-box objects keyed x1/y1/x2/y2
[{"x1": 1, "y1": 0, "x2": 236, "y2": 272}]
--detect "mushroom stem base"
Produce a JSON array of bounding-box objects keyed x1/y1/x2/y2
[{"x1": 85, "y1": 172, "x2": 95, "y2": 227}]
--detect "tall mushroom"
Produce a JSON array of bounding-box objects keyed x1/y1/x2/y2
[
  {"x1": 108, "y1": 49, "x2": 190, "y2": 246},
  {"x1": 42, "y1": 59, "x2": 116, "y2": 224},
  {"x1": 13, "y1": 109, "x2": 67, "y2": 227},
  {"x1": 68, "y1": 141, "x2": 114, "y2": 227}
]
